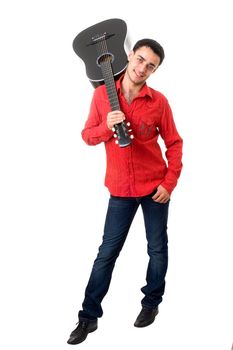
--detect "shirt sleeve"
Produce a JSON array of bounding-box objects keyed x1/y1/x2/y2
[
  {"x1": 81, "y1": 88, "x2": 113, "y2": 145},
  {"x1": 158, "y1": 98, "x2": 183, "y2": 194}
]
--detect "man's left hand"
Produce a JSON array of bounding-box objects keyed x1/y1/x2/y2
[{"x1": 152, "y1": 185, "x2": 170, "y2": 203}]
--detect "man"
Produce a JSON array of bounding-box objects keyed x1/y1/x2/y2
[{"x1": 67, "y1": 38, "x2": 183, "y2": 345}]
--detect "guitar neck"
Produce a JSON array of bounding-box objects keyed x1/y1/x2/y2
[{"x1": 100, "y1": 60, "x2": 121, "y2": 111}]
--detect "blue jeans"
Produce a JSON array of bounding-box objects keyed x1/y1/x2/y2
[{"x1": 78, "y1": 194, "x2": 169, "y2": 321}]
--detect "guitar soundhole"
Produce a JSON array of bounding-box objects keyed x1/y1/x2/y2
[{"x1": 97, "y1": 52, "x2": 114, "y2": 67}]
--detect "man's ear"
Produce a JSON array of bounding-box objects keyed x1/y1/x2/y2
[
  {"x1": 152, "y1": 66, "x2": 158, "y2": 73},
  {"x1": 127, "y1": 50, "x2": 134, "y2": 61}
]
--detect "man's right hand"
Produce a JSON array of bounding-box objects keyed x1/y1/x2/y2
[{"x1": 107, "y1": 111, "x2": 125, "y2": 130}]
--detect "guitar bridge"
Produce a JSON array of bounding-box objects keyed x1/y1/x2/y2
[{"x1": 87, "y1": 33, "x2": 115, "y2": 46}]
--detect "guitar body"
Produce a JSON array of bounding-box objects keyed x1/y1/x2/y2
[{"x1": 73, "y1": 18, "x2": 128, "y2": 88}]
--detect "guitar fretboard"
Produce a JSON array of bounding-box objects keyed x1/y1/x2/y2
[{"x1": 100, "y1": 60, "x2": 121, "y2": 111}]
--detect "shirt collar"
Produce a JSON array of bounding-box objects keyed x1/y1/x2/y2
[{"x1": 116, "y1": 73, "x2": 153, "y2": 99}]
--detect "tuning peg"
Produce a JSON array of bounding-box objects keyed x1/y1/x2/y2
[
  {"x1": 113, "y1": 134, "x2": 117, "y2": 138},
  {"x1": 130, "y1": 135, "x2": 134, "y2": 139},
  {"x1": 128, "y1": 129, "x2": 132, "y2": 132},
  {"x1": 115, "y1": 140, "x2": 119, "y2": 144},
  {"x1": 127, "y1": 122, "x2": 130, "y2": 126},
  {"x1": 112, "y1": 127, "x2": 115, "y2": 132}
]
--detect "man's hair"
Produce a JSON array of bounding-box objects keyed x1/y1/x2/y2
[{"x1": 133, "y1": 38, "x2": 165, "y2": 66}]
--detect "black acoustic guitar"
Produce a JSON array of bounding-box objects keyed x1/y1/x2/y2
[{"x1": 72, "y1": 18, "x2": 133, "y2": 147}]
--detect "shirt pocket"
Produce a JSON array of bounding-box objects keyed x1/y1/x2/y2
[{"x1": 132, "y1": 106, "x2": 160, "y2": 141}]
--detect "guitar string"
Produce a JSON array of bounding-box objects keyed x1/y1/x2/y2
[
  {"x1": 100, "y1": 34, "x2": 129, "y2": 138},
  {"x1": 101, "y1": 35, "x2": 120, "y2": 110},
  {"x1": 97, "y1": 34, "x2": 119, "y2": 109},
  {"x1": 96, "y1": 32, "x2": 129, "y2": 141}
]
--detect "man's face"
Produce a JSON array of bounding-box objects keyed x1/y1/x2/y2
[{"x1": 126, "y1": 46, "x2": 161, "y2": 85}]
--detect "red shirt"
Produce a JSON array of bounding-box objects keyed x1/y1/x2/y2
[{"x1": 81, "y1": 76, "x2": 183, "y2": 196}]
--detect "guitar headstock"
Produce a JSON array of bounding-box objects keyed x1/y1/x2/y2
[{"x1": 112, "y1": 121, "x2": 134, "y2": 147}]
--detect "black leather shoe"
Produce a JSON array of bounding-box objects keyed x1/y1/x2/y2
[
  {"x1": 67, "y1": 320, "x2": 98, "y2": 345},
  {"x1": 134, "y1": 307, "x2": 159, "y2": 328}
]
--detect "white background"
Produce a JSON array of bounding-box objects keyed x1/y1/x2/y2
[{"x1": 0, "y1": 0, "x2": 232, "y2": 349}]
